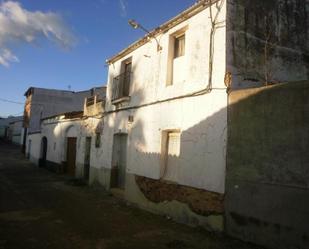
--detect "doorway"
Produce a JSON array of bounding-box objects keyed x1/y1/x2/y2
[
  {"x1": 27, "y1": 139, "x2": 32, "y2": 159},
  {"x1": 111, "y1": 133, "x2": 128, "y2": 189},
  {"x1": 22, "y1": 128, "x2": 27, "y2": 154},
  {"x1": 84, "y1": 137, "x2": 91, "y2": 181},
  {"x1": 121, "y1": 58, "x2": 132, "y2": 97},
  {"x1": 66, "y1": 137, "x2": 77, "y2": 176},
  {"x1": 39, "y1": 137, "x2": 47, "y2": 167}
]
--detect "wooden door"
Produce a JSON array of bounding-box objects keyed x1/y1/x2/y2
[{"x1": 67, "y1": 137, "x2": 77, "y2": 176}]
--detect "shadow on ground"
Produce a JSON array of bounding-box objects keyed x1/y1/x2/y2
[{"x1": 0, "y1": 140, "x2": 262, "y2": 249}]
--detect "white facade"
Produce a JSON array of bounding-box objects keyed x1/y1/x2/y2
[
  {"x1": 24, "y1": 87, "x2": 105, "y2": 163},
  {"x1": 9, "y1": 119, "x2": 23, "y2": 145},
  {"x1": 26, "y1": 132, "x2": 41, "y2": 162},
  {"x1": 28, "y1": 91, "x2": 106, "y2": 184},
  {"x1": 39, "y1": 115, "x2": 103, "y2": 179},
  {"x1": 0, "y1": 116, "x2": 23, "y2": 139},
  {"x1": 102, "y1": 0, "x2": 227, "y2": 194},
  {"x1": 21, "y1": 0, "x2": 230, "y2": 231},
  {"x1": 24, "y1": 87, "x2": 100, "y2": 134}
]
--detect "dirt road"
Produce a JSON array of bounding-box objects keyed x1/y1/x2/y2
[{"x1": 0, "y1": 140, "x2": 261, "y2": 249}]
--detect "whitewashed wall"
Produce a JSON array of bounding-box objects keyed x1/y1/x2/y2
[
  {"x1": 11, "y1": 120, "x2": 23, "y2": 145},
  {"x1": 40, "y1": 117, "x2": 104, "y2": 179},
  {"x1": 26, "y1": 133, "x2": 41, "y2": 164},
  {"x1": 103, "y1": 2, "x2": 227, "y2": 194},
  {"x1": 27, "y1": 89, "x2": 89, "y2": 134}
]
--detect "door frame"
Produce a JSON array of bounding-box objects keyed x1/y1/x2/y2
[
  {"x1": 111, "y1": 133, "x2": 128, "y2": 189},
  {"x1": 39, "y1": 136, "x2": 48, "y2": 167},
  {"x1": 66, "y1": 137, "x2": 77, "y2": 176}
]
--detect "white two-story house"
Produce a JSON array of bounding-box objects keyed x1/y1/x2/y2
[{"x1": 100, "y1": 0, "x2": 228, "y2": 230}]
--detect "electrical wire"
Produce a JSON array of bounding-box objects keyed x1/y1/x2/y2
[
  {"x1": 105, "y1": 0, "x2": 226, "y2": 116},
  {"x1": 0, "y1": 98, "x2": 24, "y2": 105},
  {"x1": 12, "y1": 111, "x2": 24, "y2": 116}
]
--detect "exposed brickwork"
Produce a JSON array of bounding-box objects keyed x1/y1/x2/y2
[{"x1": 135, "y1": 176, "x2": 224, "y2": 216}]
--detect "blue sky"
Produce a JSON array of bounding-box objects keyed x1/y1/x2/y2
[{"x1": 0, "y1": 0, "x2": 195, "y2": 117}]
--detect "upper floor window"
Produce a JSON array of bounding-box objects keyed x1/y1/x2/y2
[
  {"x1": 174, "y1": 34, "x2": 185, "y2": 58},
  {"x1": 112, "y1": 58, "x2": 132, "y2": 103},
  {"x1": 166, "y1": 29, "x2": 187, "y2": 86}
]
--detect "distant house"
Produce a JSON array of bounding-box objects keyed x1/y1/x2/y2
[
  {"x1": 0, "y1": 117, "x2": 11, "y2": 139},
  {"x1": 0, "y1": 116, "x2": 23, "y2": 143},
  {"x1": 39, "y1": 90, "x2": 106, "y2": 183},
  {"x1": 8, "y1": 117, "x2": 24, "y2": 145},
  {"x1": 23, "y1": 86, "x2": 105, "y2": 163}
]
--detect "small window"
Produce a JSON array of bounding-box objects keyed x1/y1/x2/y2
[
  {"x1": 167, "y1": 132, "x2": 180, "y2": 157},
  {"x1": 95, "y1": 133, "x2": 101, "y2": 148},
  {"x1": 174, "y1": 34, "x2": 185, "y2": 58},
  {"x1": 166, "y1": 30, "x2": 187, "y2": 86}
]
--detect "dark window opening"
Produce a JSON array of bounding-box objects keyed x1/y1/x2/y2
[
  {"x1": 174, "y1": 34, "x2": 185, "y2": 58},
  {"x1": 112, "y1": 58, "x2": 132, "y2": 102},
  {"x1": 95, "y1": 133, "x2": 101, "y2": 148}
]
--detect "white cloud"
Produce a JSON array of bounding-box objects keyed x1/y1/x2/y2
[
  {"x1": 119, "y1": 0, "x2": 127, "y2": 17},
  {"x1": 0, "y1": 48, "x2": 19, "y2": 67},
  {"x1": 0, "y1": 1, "x2": 76, "y2": 67}
]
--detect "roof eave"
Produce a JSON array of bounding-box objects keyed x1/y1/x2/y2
[{"x1": 106, "y1": 0, "x2": 214, "y2": 64}]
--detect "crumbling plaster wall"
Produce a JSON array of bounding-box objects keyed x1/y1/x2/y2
[
  {"x1": 227, "y1": 0, "x2": 309, "y2": 88},
  {"x1": 125, "y1": 173, "x2": 224, "y2": 231},
  {"x1": 135, "y1": 175, "x2": 224, "y2": 216}
]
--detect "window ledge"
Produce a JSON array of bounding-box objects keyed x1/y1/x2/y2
[{"x1": 111, "y1": 96, "x2": 130, "y2": 105}]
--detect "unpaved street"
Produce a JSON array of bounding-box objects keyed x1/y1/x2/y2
[{"x1": 0, "y1": 140, "x2": 260, "y2": 249}]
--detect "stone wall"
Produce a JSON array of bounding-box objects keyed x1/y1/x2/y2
[
  {"x1": 227, "y1": 0, "x2": 309, "y2": 88},
  {"x1": 135, "y1": 176, "x2": 224, "y2": 216},
  {"x1": 125, "y1": 173, "x2": 224, "y2": 231}
]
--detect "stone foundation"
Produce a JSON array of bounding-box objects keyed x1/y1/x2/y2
[{"x1": 135, "y1": 176, "x2": 224, "y2": 216}]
